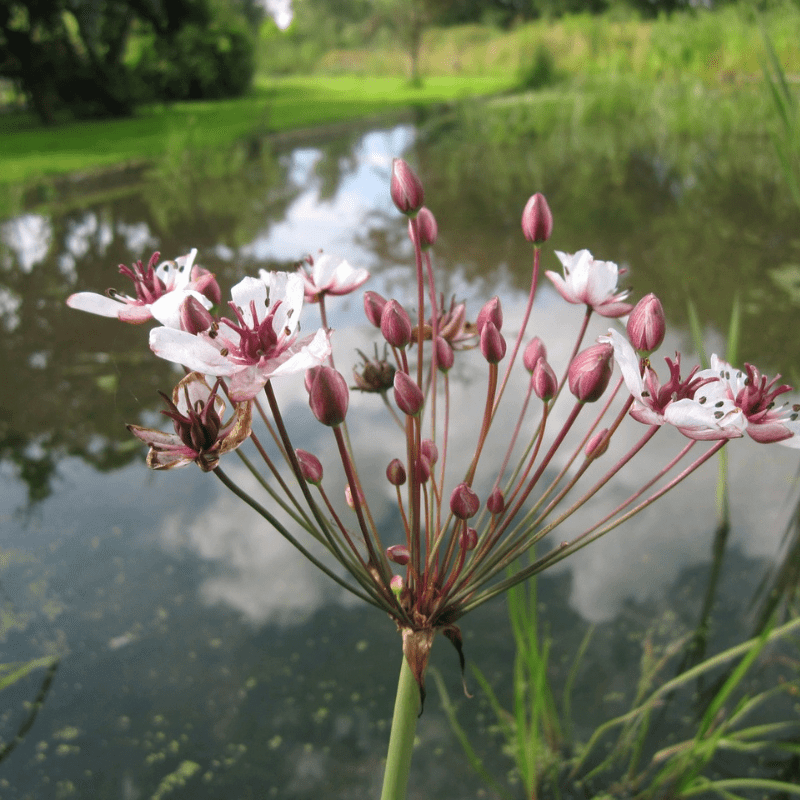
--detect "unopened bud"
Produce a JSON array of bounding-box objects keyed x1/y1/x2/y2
[
  {"x1": 568, "y1": 343, "x2": 614, "y2": 403},
  {"x1": 435, "y1": 336, "x2": 455, "y2": 372},
  {"x1": 420, "y1": 439, "x2": 438, "y2": 466},
  {"x1": 523, "y1": 337, "x2": 547, "y2": 373},
  {"x1": 521, "y1": 192, "x2": 553, "y2": 244},
  {"x1": 390, "y1": 158, "x2": 424, "y2": 216},
  {"x1": 416, "y1": 456, "x2": 432, "y2": 483},
  {"x1": 460, "y1": 527, "x2": 478, "y2": 551},
  {"x1": 532, "y1": 358, "x2": 557, "y2": 401},
  {"x1": 390, "y1": 574, "x2": 404, "y2": 595},
  {"x1": 393, "y1": 372, "x2": 424, "y2": 416},
  {"x1": 480, "y1": 321, "x2": 507, "y2": 364},
  {"x1": 584, "y1": 428, "x2": 610, "y2": 460},
  {"x1": 180, "y1": 295, "x2": 214, "y2": 334},
  {"x1": 386, "y1": 545, "x2": 410, "y2": 565},
  {"x1": 295, "y1": 449, "x2": 323, "y2": 484},
  {"x1": 476, "y1": 296, "x2": 503, "y2": 334},
  {"x1": 345, "y1": 483, "x2": 365, "y2": 510},
  {"x1": 415, "y1": 206, "x2": 438, "y2": 249},
  {"x1": 386, "y1": 458, "x2": 407, "y2": 486},
  {"x1": 308, "y1": 366, "x2": 350, "y2": 426},
  {"x1": 450, "y1": 482, "x2": 480, "y2": 520},
  {"x1": 626, "y1": 293, "x2": 665, "y2": 355},
  {"x1": 380, "y1": 300, "x2": 413, "y2": 349},
  {"x1": 190, "y1": 265, "x2": 222, "y2": 306},
  {"x1": 487, "y1": 488, "x2": 505, "y2": 515},
  {"x1": 364, "y1": 291, "x2": 388, "y2": 328}
]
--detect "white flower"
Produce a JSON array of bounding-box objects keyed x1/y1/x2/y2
[
  {"x1": 67, "y1": 249, "x2": 217, "y2": 327},
  {"x1": 149, "y1": 272, "x2": 330, "y2": 401},
  {"x1": 546, "y1": 250, "x2": 632, "y2": 317},
  {"x1": 294, "y1": 252, "x2": 370, "y2": 303}
]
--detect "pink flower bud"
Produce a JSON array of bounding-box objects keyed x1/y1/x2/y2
[
  {"x1": 480, "y1": 321, "x2": 507, "y2": 364},
  {"x1": 521, "y1": 192, "x2": 553, "y2": 244},
  {"x1": 190, "y1": 265, "x2": 222, "y2": 306},
  {"x1": 390, "y1": 574, "x2": 404, "y2": 594},
  {"x1": 295, "y1": 449, "x2": 323, "y2": 484},
  {"x1": 393, "y1": 372, "x2": 424, "y2": 416},
  {"x1": 386, "y1": 458, "x2": 407, "y2": 486},
  {"x1": 415, "y1": 206, "x2": 438, "y2": 249},
  {"x1": 487, "y1": 488, "x2": 505, "y2": 515},
  {"x1": 584, "y1": 428, "x2": 610, "y2": 460},
  {"x1": 390, "y1": 158, "x2": 424, "y2": 216},
  {"x1": 386, "y1": 544, "x2": 410, "y2": 565},
  {"x1": 435, "y1": 336, "x2": 455, "y2": 372},
  {"x1": 380, "y1": 300, "x2": 413, "y2": 349},
  {"x1": 626, "y1": 293, "x2": 666, "y2": 354},
  {"x1": 532, "y1": 358, "x2": 557, "y2": 401},
  {"x1": 345, "y1": 483, "x2": 365, "y2": 510},
  {"x1": 420, "y1": 439, "x2": 438, "y2": 465},
  {"x1": 416, "y1": 456, "x2": 432, "y2": 483},
  {"x1": 364, "y1": 291, "x2": 388, "y2": 328},
  {"x1": 460, "y1": 527, "x2": 478, "y2": 551},
  {"x1": 450, "y1": 482, "x2": 480, "y2": 520},
  {"x1": 476, "y1": 296, "x2": 503, "y2": 334},
  {"x1": 308, "y1": 366, "x2": 350, "y2": 426},
  {"x1": 523, "y1": 337, "x2": 547, "y2": 373},
  {"x1": 568, "y1": 343, "x2": 614, "y2": 403},
  {"x1": 180, "y1": 295, "x2": 214, "y2": 334}
]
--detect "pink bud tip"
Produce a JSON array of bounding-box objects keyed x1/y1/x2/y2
[
  {"x1": 364, "y1": 291, "x2": 388, "y2": 328},
  {"x1": 450, "y1": 482, "x2": 480, "y2": 520},
  {"x1": 480, "y1": 321, "x2": 507, "y2": 364},
  {"x1": 308, "y1": 366, "x2": 350, "y2": 426},
  {"x1": 487, "y1": 488, "x2": 505, "y2": 515},
  {"x1": 191, "y1": 266, "x2": 222, "y2": 307},
  {"x1": 476, "y1": 296, "x2": 503, "y2": 334},
  {"x1": 435, "y1": 336, "x2": 455, "y2": 372},
  {"x1": 390, "y1": 574, "x2": 404, "y2": 594},
  {"x1": 523, "y1": 337, "x2": 547, "y2": 373},
  {"x1": 386, "y1": 544, "x2": 410, "y2": 565},
  {"x1": 345, "y1": 483, "x2": 365, "y2": 510},
  {"x1": 532, "y1": 358, "x2": 557, "y2": 401},
  {"x1": 568, "y1": 343, "x2": 614, "y2": 403},
  {"x1": 415, "y1": 206, "x2": 438, "y2": 249},
  {"x1": 180, "y1": 295, "x2": 214, "y2": 334},
  {"x1": 390, "y1": 158, "x2": 424, "y2": 216},
  {"x1": 393, "y1": 372, "x2": 425, "y2": 416},
  {"x1": 460, "y1": 527, "x2": 478, "y2": 551},
  {"x1": 626, "y1": 293, "x2": 666, "y2": 354},
  {"x1": 295, "y1": 449, "x2": 323, "y2": 484},
  {"x1": 380, "y1": 299, "x2": 413, "y2": 349},
  {"x1": 420, "y1": 439, "x2": 439, "y2": 465},
  {"x1": 521, "y1": 192, "x2": 553, "y2": 244},
  {"x1": 386, "y1": 458, "x2": 407, "y2": 486},
  {"x1": 584, "y1": 428, "x2": 610, "y2": 460}
]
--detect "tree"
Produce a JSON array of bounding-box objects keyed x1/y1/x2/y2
[{"x1": 0, "y1": 0, "x2": 259, "y2": 124}]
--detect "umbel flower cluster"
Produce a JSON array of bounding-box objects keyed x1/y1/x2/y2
[{"x1": 67, "y1": 159, "x2": 800, "y2": 699}]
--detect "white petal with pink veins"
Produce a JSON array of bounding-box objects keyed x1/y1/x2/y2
[
  {"x1": 150, "y1": 328, "x2": 238, "y2": 375},
  {"x1": 66, "y1": 292, "x2": 126, "y2": 318}
]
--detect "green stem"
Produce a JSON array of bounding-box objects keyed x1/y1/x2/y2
[{"x1": 380, "y1": 656, "x2": 420, "y2": 800}]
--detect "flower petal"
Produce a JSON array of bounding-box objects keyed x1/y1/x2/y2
[
  {"x1": 150, "y1": 327, "x2": 238, "y2": 375},
  {"x1": 66, "y1": 292, "x2": 125, "y2": 318}
]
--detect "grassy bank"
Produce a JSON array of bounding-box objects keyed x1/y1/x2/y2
[
  {"x1": 1, "y1": 4, "x2": 798, "y2": 203},
  {"x1": 0, "y1": 75, "x2": 511, "y2": 191}
]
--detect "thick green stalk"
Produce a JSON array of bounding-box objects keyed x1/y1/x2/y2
[{"x1": 380, "y1": 656, "x2": 420, "y2": 800}]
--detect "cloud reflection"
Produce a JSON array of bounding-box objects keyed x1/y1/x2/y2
[{"x1": 161, "y1": 280, "x2": 800, "y2": 627}]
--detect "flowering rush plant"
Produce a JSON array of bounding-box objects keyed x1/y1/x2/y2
[{"x1": 67, "y1": 159, "x2": 800, "y2": 799}]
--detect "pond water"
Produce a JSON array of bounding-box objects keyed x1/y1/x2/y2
[{"x1": 1, "y1": 118, "x2": 799, "y2": 799}]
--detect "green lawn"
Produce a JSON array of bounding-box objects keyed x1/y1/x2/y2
[{"x1": 0, "y1": 75, "x2": 514, "y2": 188}]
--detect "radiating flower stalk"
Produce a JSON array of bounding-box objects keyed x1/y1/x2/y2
[{"x1": 67, "y1": 159, "x2": 800, "y2": 800}]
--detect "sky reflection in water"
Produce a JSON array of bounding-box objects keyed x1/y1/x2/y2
[{"x1": 1, "y1": 123, "x2": 799, "y2": 798}]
